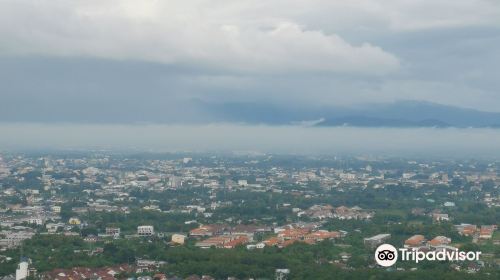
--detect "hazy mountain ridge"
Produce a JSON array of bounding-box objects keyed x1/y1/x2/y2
[{"x1": 199, "y1": 100, "x2": 500, "y2": 128}]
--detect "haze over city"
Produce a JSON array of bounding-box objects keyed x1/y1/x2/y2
[{"x1": 1, "y1": 124, "x2": 500, "y2": 157}]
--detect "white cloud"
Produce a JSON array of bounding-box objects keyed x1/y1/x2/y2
[
  {"x1": 0, "y1": 0, "x2": 399, "y2": 74},
  {"x1": 3, "y1": 0, "x2": 498, "y2": 75},
  {"x1": 1, "y1": 0, "x2": 499, "y2": 112}
]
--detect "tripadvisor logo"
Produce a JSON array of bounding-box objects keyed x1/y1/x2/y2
[
  {"x1": 375, "y1": 244, "x2": 398, "y2": 267},
  {"x1": 374, "y1": 244, "x2": 481, "y2": 267}
]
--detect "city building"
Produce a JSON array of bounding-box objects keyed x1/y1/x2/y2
[
  {"x1": 364, "y1": 233, "x2": 391, "y2": 248},
  {"x1": 404, "y1": 235, "x2": 426, "y2": 248},
  {"x1": 68, "y1": 217, "x2": 81, "y2": 225},
  {"x1": 105, "y1": 227, "x2": 121, "y2": 237},
  {"x1": 171, "y1": 234, "x2": 186, "y2": 245},
  {"x1": 138, "y1": 226, "x2": 154, "y2": 236}
]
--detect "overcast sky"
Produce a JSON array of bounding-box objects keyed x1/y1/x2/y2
[
  {"x1": 1, "y1": 0, "x2": 499, "y2": 123},
  {"x1": 1, "y1": 1, "x2": 500, "y2": 153}
]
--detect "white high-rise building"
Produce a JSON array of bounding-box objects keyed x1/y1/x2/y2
[{"x1": 16, "y1": 261, "x2": 28, "y2": 280}]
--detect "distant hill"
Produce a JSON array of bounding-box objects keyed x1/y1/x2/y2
[{"x1": 197, "y1": 100, "x2": 500, "y2": 128}]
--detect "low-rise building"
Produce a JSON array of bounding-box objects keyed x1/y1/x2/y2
[
  {"x1": 404, "y1": 235, "x2": 426, "y2": 248},
  {"x1": 171, "y1": 234, "x2": 186, "y2": 245},
  {"x1": 479, "y1": 225, "x2": 495, "y2": 239},
  {"x1": 364, "y1": 233, "x2": 391, "y2": 248},
  {"x1": 0, "y1": 231, "x2": 35, "y2": 249},
  {"x1": 68, "y1": 217, "x2": 81, "y2": 225},
  {"x1": 195, "y1": 235, "x2": 249, "y2": 249},
  {"x1": 432, "y1": 213, "x2": 449, "y2": 222},
  {"x1": 105, "y1": 227, "x2": 121, "y2": 237},
  {"x1": 137, "y1": 226, "x2": 154, "y2": 236},
  {"x1": 455, "y1": 224, "x2": 477, "y2": 236},
  {"x1": 428, "y1": 236, "x2": 451, "y2": 247}
]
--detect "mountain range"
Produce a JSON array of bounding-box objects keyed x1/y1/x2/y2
[{"x1": 197, "y1": 100, "x2": 500, "y2": 128}]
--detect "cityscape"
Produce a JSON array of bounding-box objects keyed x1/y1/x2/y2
[{"x1": 0, "y1": 153, "x2": 498, "y2": 279}]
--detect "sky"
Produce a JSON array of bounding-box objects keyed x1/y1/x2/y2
[
  {"x1": 1, "y1": 0, "x2": 499, "y2": 119},
  {"x1": 0, "y1": 1, "x2": 499, "y2": 153}
]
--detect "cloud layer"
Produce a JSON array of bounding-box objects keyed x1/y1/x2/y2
[
  {"x1": 0, "y1": 0, "x2": 499, "y2": 121},
  {"x1": 0, "y1": 0, "x2": 401, "y2": 74}
]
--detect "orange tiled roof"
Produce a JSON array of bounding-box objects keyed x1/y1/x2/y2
[
  {"x1": 428, "y1": 236, "x2": 450, "y2": 246},
  {"x1": 480, "y1": 228, "x2": 493, "y2": 236},
  {"x1": 279, "y1": 228, "x2": 310, "y2": 239},
  {"x1": 405, "y1": 235, "x2": 425, "y2": 246},
  {"x1": 263, "y1": 237, "x2": 280, "y2": 246},
  {"x1": 305, "y1": 231, "x2": 340, "y2": 240},
  {"x1": 224, "y1": 236, "x2": 249, "y2": 248}
]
